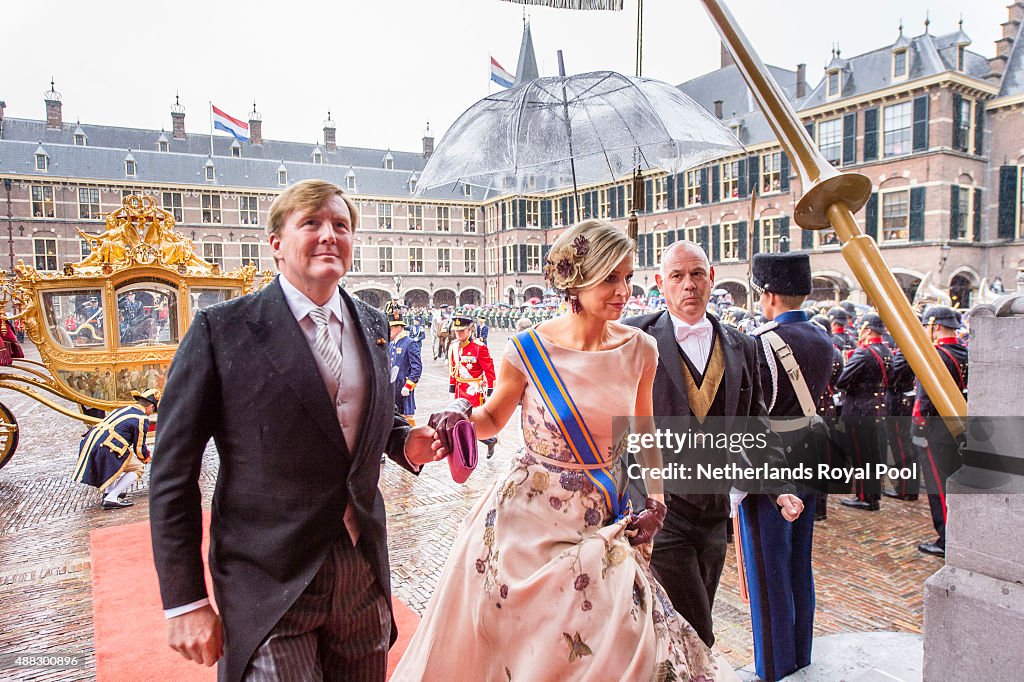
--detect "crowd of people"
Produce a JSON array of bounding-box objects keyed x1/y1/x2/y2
[{"x1": 62, "y1": 178, "x2": 976, "y2": 682}]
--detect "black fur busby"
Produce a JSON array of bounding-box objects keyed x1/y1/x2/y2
[{"x1": 751, "y1": 253, "x2": 812, "y2": 296}]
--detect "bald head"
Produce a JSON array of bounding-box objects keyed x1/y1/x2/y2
[{"x1": 661, "y1": 240, "x2": 710, "y2": 276}]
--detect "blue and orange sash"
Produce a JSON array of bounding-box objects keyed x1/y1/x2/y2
[{"x1": 512, "y1": 329, "x2": 626, "y2": 520}]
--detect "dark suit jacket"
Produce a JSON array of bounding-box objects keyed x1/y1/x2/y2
[
  {"x1": 624, "y1": 311, "x2": 790, "y2": 506},
  {"x1": 150, "y1": 279, "x2": 415, "y2": 682}
]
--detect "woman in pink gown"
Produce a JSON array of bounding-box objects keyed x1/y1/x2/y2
[{"x1": 393, "y1": 220, "x2": 737, "y2": 681}]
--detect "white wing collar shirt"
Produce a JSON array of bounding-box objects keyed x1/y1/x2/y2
[{"x1": 668, "y1": 312, "x2": 714, "y2": 375}]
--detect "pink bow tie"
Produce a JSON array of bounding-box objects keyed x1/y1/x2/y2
[{"x1": 675, "y1": 322, "x2": 711, "y2": 343}]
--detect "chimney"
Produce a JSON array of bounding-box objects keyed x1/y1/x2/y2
[
  {"x1": 248, "y1": 102, "x2": 262, "y2": 145},
  {"x1": 323, "y1": 111, "x2": 337, "y2": 153},
  {"x1": 1010, "y1": 0, "x2": 1024, "y2": 25},
  {"x1": 720, "y1": 41, "x2": 734, "y2": 69},
  {"x1": 44, "y1": 80, "x2": 62, "y2": 130},
  {"x1": 796, "y1": 64, "x2": 807, "y2": 98},
  {"x1": 171, "y1": 94, "x2": 186, "y2": 139},
  {"x1": 714, "y1": 100, "x2": 724, "y2": 119},
  {"x1": 422, "y1": 121, "x2": 434, "y2": 158}
]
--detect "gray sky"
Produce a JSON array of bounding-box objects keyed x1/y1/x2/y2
[{"x1": 2, "y1": 0, "x2": 1005, "y2": 153}]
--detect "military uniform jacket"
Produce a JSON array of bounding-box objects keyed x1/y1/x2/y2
[
  {"x1": 835, "y1": 338, "x2": 893, "y2": 417},
  {"x1": 831, "y1": 328, "x2": 856, "y2": 354},
  {"x1": 892, "y1": 338, "x2": 968, "y2": 419},
  {"x1": 449, "y1": 338, "x2": 495, "y2": 406},
  {"x1": 389, "y1": 331, "x2": 423, "y2": 415},
  {"x1": 72, "y1": 405, "x2": 150, "y2": 490},
  {"x1": 753, "y1": 312, "x2": 834, "y2": 418}
]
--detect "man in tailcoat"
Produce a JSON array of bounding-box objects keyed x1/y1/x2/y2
[
  {"x1": 624, "y1": 240, "x2": 803, "y2": 649},
  {"x1": 150, "y1": 180, "x2": 442, "y2": 682},
  {"x1": 744, "y1": 253, "x2": 833, "y2": 681}
]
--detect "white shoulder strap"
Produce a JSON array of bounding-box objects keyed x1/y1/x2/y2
[{"x1": 762, "y1": 331, "x2": 818, "y2": 418}]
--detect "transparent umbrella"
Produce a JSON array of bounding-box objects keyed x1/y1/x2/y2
[{"x1": 416, "y1": 71, "x2": 742, "y2": 207}]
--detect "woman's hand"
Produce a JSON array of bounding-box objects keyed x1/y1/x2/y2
[
  {"x1": 427, "y1": 398, "x2": 473, "y2": 455},
  {"x1": 625, "y1": 497, "x2": 667, "y2": 546}
]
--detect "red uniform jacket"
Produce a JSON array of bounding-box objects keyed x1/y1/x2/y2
[{"x1": 449, "y1": 338, "x2": 495, "y2": 406}]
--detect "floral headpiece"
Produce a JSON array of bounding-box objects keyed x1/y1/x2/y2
[{"x1": 544, "y1": 235, "x2": 590, "y2": 295}]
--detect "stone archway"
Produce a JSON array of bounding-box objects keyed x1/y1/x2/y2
[
  {"x1": 717, "y1": 280, "x2": 749, "y2": 308},
  {"x1": 404, "y1": 288, "x2": 429, "y2": 309},
  {"x1": 459, "y1": 289, "x2": 481, "y2": 306},
  {"x1": 353, "y1": 288, "x2": 389, "y2": 309},
  {"x1": 631, "y1": 285, "x2": 644, "y2": 297},
  {"x1": 893, "y1": 273, "x2": 922, "y2": 305},
  {"x1": 433, "y1": 288, "x2": 456, "y2": 307},
  {"x1": 507, "y1": 288, "x2": 516, "y2": 306},
  {"x1": 949, "y1": 273, "x2": 975, "y2": 309},
  {"x1": 811, "y1": 276, "x2": 850, "y2": 304}
]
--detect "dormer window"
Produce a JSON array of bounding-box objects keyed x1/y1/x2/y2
[
  {"x1": 463, "y1": 183, "x2": 473, "y2": 197},
  {"x1": 278, "y1": 167, "x2": 288, "y2": 186},
  {"x1": 893, "y1": 49, "x2": 908, "y2": 78},
  {"x1": 125, "y1": 159, "x2": 136, "y2": 176},
  {"x1": 205, "y1": 161, "x2": 215, "y2": 181},
  {"x1": 35, "y1": 152, "x2": 48, "y2": 171},
  {"x1": 313, "y1": 150, "x2": 323, "y2": 164},
  {"x1": 230, "y1": 141, "x2": 241, "y2": 158},
  {"x1": 409, "y1": 177, "x2": 417, "y2": 194},
  {"x1": 957, "y1": 46, "x2": 966, "y2": 71},
  {"x1": 74, "y1": 133, "x2": 86, "y2": 146},
  {"x1": 159, "y1": 140, "x2": 169, "y2": 152},
  {"x1": 827, "y1": 70, "x2": 840, "y2": 98},
  {"x1": 346, "y1": 174, "x2": 356, "y2": 191},
  {"x1": 383, "y1": 154, "x2": 394, "y2": 170}
]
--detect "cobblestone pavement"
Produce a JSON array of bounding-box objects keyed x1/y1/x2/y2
[{"x1": 0, "y1": 331, "x2": 943, "y2": 680}]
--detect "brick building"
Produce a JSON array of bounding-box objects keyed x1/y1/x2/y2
[{"x1": 3, "y1": 8, "x2": 1024, "y2": 309}]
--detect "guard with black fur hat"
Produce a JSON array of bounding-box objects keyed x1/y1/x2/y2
[
  {"x1": 72, "y1": 388, "x2": 159, "y2": 509},
  {"x1": 890, "y1": 305, "x2": 967, "y2": 557},
  {"x1": 386, "y1": 300, "x2": 422, "y2": 426},
  {"x1": 835, "y1": 311, "x2": 894, "y2": 511},
  {"x1": 743, "y1": 252, "x2": 834, "y2": 682}
]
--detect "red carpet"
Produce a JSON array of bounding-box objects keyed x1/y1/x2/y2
[{"x1": 90, "y1": 517, "x2": 419, "y2": 681}]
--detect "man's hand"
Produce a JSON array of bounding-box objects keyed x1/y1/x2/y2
[
  {"x1": 404, "y1": 425, "x2": 447, "y2": 466},
  {"x1": 167, "y1": 604, "x2": 222, "y2": 667},
  {"x1": 776, "y1": 494, "x2": 804, "y2": 522},
  {"x1": 427, "y1": 398, "x2": 473, "y2": 454}
]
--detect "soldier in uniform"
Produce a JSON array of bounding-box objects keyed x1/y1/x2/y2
[
  {"x1": 827, "y1": 306, "x2": 856, "y2": 356},
  {"x1": 386, "y1": 301, "x2": 422, "y2": 426},
  {"x1": 72, "y1": 388, "x2": 159, "y2": 509},
  {"x1": 810, "y1": 313, "x2": 845, "y2": 520},
  {"x1": 744, "y1": 253, "x2": 834, "y2": 682},
  {"x1": 408, "y1": 315, "x2": 426, "y2": 345},
  {"x1": 448, "y1": 315, "x2": 497, "y2": 457},
  {"x1": 893, "y1": 305, "x2": 968, "y2": 557},
  {"x1": 884, "y1": 342, "x2": 920, "y2": 501},
  {"x1": 476, "y1": 315, "x2": 490, "y2": 346},
  {"x1": 835, "y1": 313, "x2": 893, "y2": 510}
]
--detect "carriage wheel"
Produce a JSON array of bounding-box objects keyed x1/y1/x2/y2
[{"x1": 0, "y1": 402, "x2": 20, "y2": 471}]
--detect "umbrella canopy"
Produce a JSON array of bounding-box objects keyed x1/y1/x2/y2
[{"x1": 416, "y1": 71, "x2": 742, "y2": 195}]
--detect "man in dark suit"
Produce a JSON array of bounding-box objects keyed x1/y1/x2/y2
[
  {"x1": 150, "y1": 179, "x2": 443, "y2": 682},
  {"x1": 744, "y1": 253, "x2": 833, "y2": 681},
  {"x1": 624, "y1": 240, "x2": 803, "y2": 648}
]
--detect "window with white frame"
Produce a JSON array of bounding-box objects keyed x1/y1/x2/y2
[
  {"x1": 239, "y1": 196, "x2": 259, "y2": 225},
  {"x1": 122, "y1": 189, "x2": 143, "y2": 200},
  {"x1": 201, "y1": 194, "x2": 222, "y2": 223},
  {"x1": 75, "y1": 133, "x2": 87, "y2": 146},
  {"x1": 721, "y1": 222, "x2": 739, "y2": 260},
  {"x1": 78, "y1": 188, "x2": 100, "y2": 219},
  {"x1": 818, "y1": 228, "x2": 840, "y2": 247},
  {"x1": 487, "y1": 244, "x2": 499, "y2": 275},
  {"x1": 277, "y1": 169, "x2": 287, "y2": 186},
  {"x1": 33, "y1": 237, "x2": 57, "y2": 271},
  {"x1": 351, "y1": 245, "x2": 362, "y2": 273},
  {"x1": 240, "y1": 241, "x2": 260, "y2": 266},
  {"x1": 598, "y1": 189, "x2": 610, "y2": 218},
  {"x1": 485, "y1": 205, "x2": 497, "y2": 234},
  {"x1": 818, "y1": 119, "x2": 842, "y2": 166},
  {"x1": 162, "y1": 192, "x2": 183, "y2": 222},
  {"x1": 158, "y1": 140, "x2": 169, "y2": 153},
  {"x1": 760, "y1": 217, "x2": 780, "y2": 253},
  {"x1": 893, "y1": 49, "x2": 908, "y2": 78},
  {"x1": 653, "y1": 176, "x2": 668, "y2": 210},
  {"x1": 31, "y1": 185, "x2": 55, "y2": 217},
  {"x1": 464, "y1": 246, "x2": 478, "y2": 273},
  {"x1": 526, "y1": 243, "x2": 541, "y2": 272},
  {"x1": 230, "y1": 145, "x2": 241, "y2": 158},
  {"x1": 881, "y1": 189, "x2": 910, "y2": 241},
  {"x1": 463, "y1": 183, "x2": 473, "y2": 197},
  {"x1": 462, "y1": 207, "x2": 477, "y2": 233},
  {"x1": 437, "y1": 206, "x2": 450, "y2": 231},
  {"x1": 761, "y1": 152, "x2": 783, "y2": 193},
  {"x1": 503, "y1": 244, "x2": 516, "y2": 273},
  {"x1": 437, "y1": 247, "x2": 451, "y2": 273},
  {"x1": 956, "y1": 96, "x2": 974, "y2": 154},
  {"x1": 407, "y1": 204, "x2": 423, "y2": 230},
  {"x1": 346, "y1": 175, "x2": 356, "y2": 191},
  {"x1": 377, "y1": 203, "x2": 393, "y2": 230},
  {"x1": 202, "y1": 241, "x2": 224, "y2": 267},
  {"x1": 35, "y1": 153, "x2": 48, "y2": 171},
  {"x1": 408, "y1": 247, "x2": 424, "y2": 273},
  {"x1": 684, "y1": 224, "x2": 702, "y2": 244},
  {"x1": 378, "y1": 246, "x2": 393, "y2": 273},
  {"x1": 80, "y1": 238, "x2": 92, "y2": 259},
  {"x1": 685, "y1": 169, "x2": 702, "y2": 206},
  {"x1": 552, "y1": 199, "x2": 563, "y2": 226},
  {"x1": 205, "y1": 163, "x2": 215, "y2": 181},
  {"x1": 654, "y1": 231, "x2": 669, "y2": 263},
  {"x1": 953, "y1": 186, "x2": 971, "y2": 240},
  {"x1": 827, "y1": 70, "x2": 840, "y2": 98},
  {"x1": 957, "y1": 46, "x2": 966, "y2": 71},
  {"x1": 721, "y1": 162, "x2": 740, "y2": 200},
  {"x1": 525, "y1": 200, "x2": 539, "y2": 227},
  {"x1": 313, "y1": 150, "x2": 323, "y2": 164},
  {"x1": 883, "y1": 101, "x2": 912, "y2": 157}
]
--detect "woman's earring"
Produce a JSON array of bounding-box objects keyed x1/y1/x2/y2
[{"x1": 570, "y1": 295, "x2": 582, "y2": 314}]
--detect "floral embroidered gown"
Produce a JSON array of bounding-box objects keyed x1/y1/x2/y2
[{"x1": 392, "y1": 330, "x2": 737, "y2": 682}]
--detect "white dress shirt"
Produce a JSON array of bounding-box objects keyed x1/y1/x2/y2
[{"x1": 668, "y1": 312, "x2": 714, "y2": 375}]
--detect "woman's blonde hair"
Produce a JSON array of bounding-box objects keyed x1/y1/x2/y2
[{"x1": 544, "y1": 219, "x2": 635, "y2": 297}]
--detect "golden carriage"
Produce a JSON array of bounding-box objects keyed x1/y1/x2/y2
[{"x1": 0, "y1": 194, "x2": 272, "y2": 469}]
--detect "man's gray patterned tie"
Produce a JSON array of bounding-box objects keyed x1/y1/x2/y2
[{"x1": 308, "y1": 306, "x2": 343, "y2": 384}]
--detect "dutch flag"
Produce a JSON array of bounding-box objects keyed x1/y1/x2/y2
[
  {"x1": 212, "y1": 105, "x2": 249, "y2": 142},
  {"x1": 490, "y1": 57, "x2": 515, "y2": 89}
]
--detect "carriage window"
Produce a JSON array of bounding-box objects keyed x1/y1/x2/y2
[
  {"x1": 116, "y1": 285, "x2": 179, "y2": 346},
  {"x1": 190, "y1": 288, "x2": 239, "y2": 318},
  {"x1": 41, "y1": 289, "x2": 106, "y2": 349}
]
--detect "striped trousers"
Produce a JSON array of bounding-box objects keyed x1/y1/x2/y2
[{"x1": 240, "y1": 536, "x2": 391, "y2": 682}]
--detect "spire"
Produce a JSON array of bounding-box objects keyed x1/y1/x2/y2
[
  {"x1": 924, "y1": 10, "x2": 930, "y2": 35},
  {"x1": 514, "y1": 20, "x2": 540, "y2": 85}
]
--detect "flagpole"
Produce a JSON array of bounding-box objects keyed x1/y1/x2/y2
[{"x1": 209, "y1": 101, "x2": 214, "y2": 158}]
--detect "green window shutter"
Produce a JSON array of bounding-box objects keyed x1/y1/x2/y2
[
  {"x1": 842, "y1": 112, "x2": 857, "y2": 165},
  {"x1": 909, "y1": 187, "x2": 925, "y2": 241},
  {"x1": 666, "y1": 175, "x2": 676, "y2": 210},
  {"x1": 973, "y1": 188, "x2": 982, "y2": 242},
  {"x1": 645, "y1": 180, "x2": 654, "y2": 215},
  {"x1": 949, "y1": 185, "x2": 960, "y2": 240},
  {"x1": 752, "y1": 220, "x2": 760, "y2": 255},
  {"x1": 737, "y1": 221, "x2": 748, "y2": 260},
  {"x1": 711, "y1": 224, "x2": 721, "y2": 262},
  {"x1": 699, "y1": 225, "x2": 710, "y2": 256},
  {"x1": 780, "y1": 154, "x2": 791, "y2": 192},
  {"x1": 801, "y1": 226, "x2": 814, "y2": 249},
  {"x1": 779, "y1": 216, "x2": 791, "y2": 252},
  {"x1": 863, "y1": 108, "x2": 879, "y2": 161},
  {"x1": 912, "y1": 95, "x2": 929, "y2": 152},
  {"x1": 864, "y1": 193, "x2": 878, "y2": 241},
  {"x1": 699, "y1": 168, "x2": 709, "y2": 204},
  {"x1": 747, "y1": 156, "x2": 760, "y2": 197},
  {"x1": 540, "y1": 199, "x2": 552, "y2": 228},
  {"x1": 711, "y1": 165, "x2": 721, "y2": 203},
  {"x1": 952, "y1": 93, "x2": 965, "y2": 151},
  {"x1": 737, "y1": 158, "x2": 748, "y2": 198},
  {"x1": 998, "y1": 166, "x2": 1018, "y2": 239},
  {"x1": 974, "y1": 101, "x2": 985, "y2": 155}
]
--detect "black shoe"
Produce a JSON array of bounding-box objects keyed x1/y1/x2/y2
[
  {"x1": 101, "y1": 497, "x2": 134, "y2": 509},
  {"x1": 486, "y1": 441, "x2": 496, "y2": 459},
  {"x1": 814, "y1": 513, "x2": 828, "y2": 521},
  {"x1": 917, "y1": 541, "x2": 945, "y2": 557},
  {"x1": 883, "y1": 491, "x2": 919, "y2": 501},
  {"x1": 840, "y1": 498, "x2": 880, "y2": 511}
]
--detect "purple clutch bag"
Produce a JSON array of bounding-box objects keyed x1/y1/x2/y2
[{"x1": 448, "y1": 420, "x2": 478, "y2": 484}]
